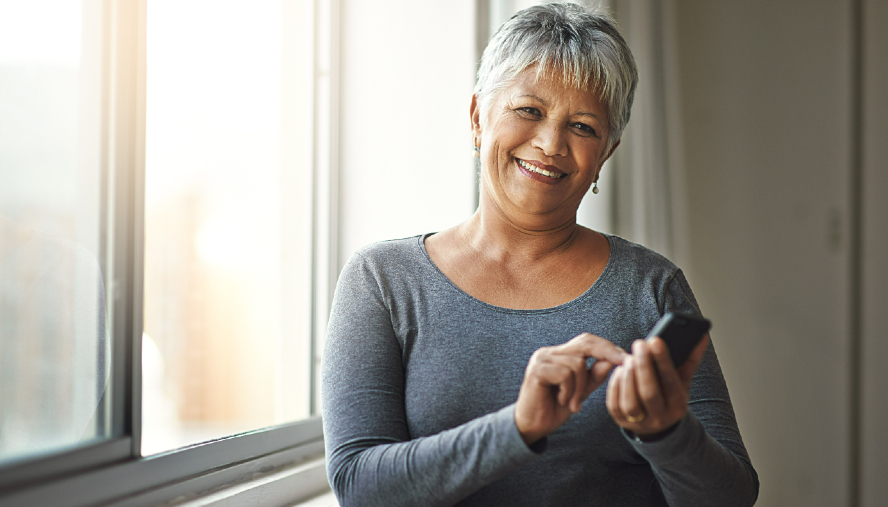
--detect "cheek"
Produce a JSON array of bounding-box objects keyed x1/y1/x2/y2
[
  {"x1": 479, "y1": 140, "x2": 503, "y2": 178},
  {"x1": 483, "y1": 114, "x2": 523, "y2": 145},
  {"x1": 577, "y1": 144, "x2": 608, "y2": 174}
]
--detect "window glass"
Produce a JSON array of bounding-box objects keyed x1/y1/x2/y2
[
  {"x1": 143, "y1": 0, "x2": 313, "y2": 455},
  {"x1": 0, "y1": 0, "x2": 110, "y2": 462}
]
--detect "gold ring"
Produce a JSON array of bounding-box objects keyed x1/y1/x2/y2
[{"x1": 625, "y1": 413, "x2": 646, "y2": 423}]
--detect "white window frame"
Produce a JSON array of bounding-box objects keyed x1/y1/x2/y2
[{"x1": 0, "y1": 0, "x2": 338, "y2": 504}]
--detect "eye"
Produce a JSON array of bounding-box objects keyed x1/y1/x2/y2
[
  {"x1": 516, "y1": 106, "x2": 542, "y2": 117},
  {"x1": 570, "y1": 122, "x2": 598, "y2": 137}
]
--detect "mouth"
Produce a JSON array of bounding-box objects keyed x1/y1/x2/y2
[{"x1": 516, "y1": 158, "x2": 566, "y2": 179}]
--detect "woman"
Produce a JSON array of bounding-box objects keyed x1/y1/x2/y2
[{"x1": 322, "y1": 4, "x2": 758, "y2": 506}]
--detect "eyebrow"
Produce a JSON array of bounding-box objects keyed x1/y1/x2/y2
[
  {"x1": 517, "y1": 94, "x2": 602, "y2": 121},
  {"x1": 518, "y1": 93, "x2": 549, "y2": 105},
  {"x1": 574, "y1": 111, "x2": 601, "y2": 120}
]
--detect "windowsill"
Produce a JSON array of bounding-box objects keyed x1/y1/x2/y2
[
  {"x1": 174, "y1": 454, "x2": 330, "y2": 507},
  {"x1": 0, "y1": 423, "x2": 327, "y2": 507},
  {"x1": 290, "y1": 489, "x2": 338, "y2": 507}
]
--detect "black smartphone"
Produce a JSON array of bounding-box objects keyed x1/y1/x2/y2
[{"x1": 645, "y1": 312, "x2": 711, "y2": 368}]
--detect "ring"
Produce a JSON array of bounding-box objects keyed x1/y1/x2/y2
[{"x1": 625, "y1": 413, "x2": 646, "y2": 423}]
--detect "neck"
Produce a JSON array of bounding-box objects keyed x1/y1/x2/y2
[{"x1": 459, "y1": 191, "x2": 582, "y2": 263}]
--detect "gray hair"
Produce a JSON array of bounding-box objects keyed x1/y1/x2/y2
[{"x1": 474, "y1": 2, "x2": 638, "y2": 145}]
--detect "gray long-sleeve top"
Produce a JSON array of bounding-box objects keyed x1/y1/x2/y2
[{"x1": 322, "y1": 234, "x2": 759, "y2": 506}]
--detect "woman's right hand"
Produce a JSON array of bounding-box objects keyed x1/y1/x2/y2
[{"x1": 515, "y1": 333, "x2": 628, "y2": 445}]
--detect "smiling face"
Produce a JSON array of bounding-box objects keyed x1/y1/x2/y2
[{"x1": 472, "y1": 67, "x2": 618, "y2": 226}]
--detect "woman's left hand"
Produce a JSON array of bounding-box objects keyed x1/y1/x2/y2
[{"x1": 606, "y1": 334, "x2": 709, "y2": 438}]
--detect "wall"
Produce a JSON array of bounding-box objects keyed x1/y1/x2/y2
[
  {"x1": 674, "y1": 0, "x2": 887, "y2": 505},
  {"x1": 860, "y1": 0, "x2": 888, "y2": 505},
  {"x1": 337, "y1": 0, "x2": 478, "y2": 267}
]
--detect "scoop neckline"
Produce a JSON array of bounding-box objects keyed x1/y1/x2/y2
[{"x1": 417, "y1": 232, "x2": 616, "y2": 315}]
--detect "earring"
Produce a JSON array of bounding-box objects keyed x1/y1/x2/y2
[
  {"x1": 592, "y1": 181, "x2": 599, "y2": 194},
  {"x1": 473, "y1": 145, "x2": 480, "y2": 158}
]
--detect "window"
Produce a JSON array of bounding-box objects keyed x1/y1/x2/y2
[
  {"x1": 0, "y1": 0, "x2": 481, "y2": 504},
  {"x1": 0, "y1": 0, "x2": 332, "y2": 504},
  {"x1": 0, "y1": 0, "x2": 109, "y2": 464},
  {"x1": 142, "y1": 0, "x2": 314, "y2": 456}
]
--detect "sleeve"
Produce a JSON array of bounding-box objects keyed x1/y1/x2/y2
[
  {"x1": 321, "y1": 252, "x2": 541, "y2": 507},
  {"x1": 624, "y1": 269, "x2": 760, "y2": 507}
]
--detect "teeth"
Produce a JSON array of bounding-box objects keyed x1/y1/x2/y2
[{"x1": 518, "y1": 159, "x2": 563, "y2": 179}]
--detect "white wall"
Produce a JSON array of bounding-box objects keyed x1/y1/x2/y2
[
  {"x1": 335, "y1": 0, "x2": 613, "y2": 266},
  {"x1": 337, "y1": 1, "x2": 478, "y2": 268},
  {"x1": 674, "y1": 0, "x2": 887, "y2": 505}
]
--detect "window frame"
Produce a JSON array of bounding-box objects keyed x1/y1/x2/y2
[{"x1": 0, "y1": 0, "x2": 337, "y2": 504}]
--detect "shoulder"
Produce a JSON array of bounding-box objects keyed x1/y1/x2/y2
[
  {"x1": 337, "y1": 234, "x2": 434, "y2": 295},
  {"x1": 354, "y1": 234, "x2": 424, "y2": 259},
  {"x1": 347, "y1": 235, "x2": 427, "y2": 274},
  {"x1": 605, "y1": 234, "x2": 680, "y2": 280},
  {"x1": 600, "y1": 234, "x2": 700, "y2": 316}
]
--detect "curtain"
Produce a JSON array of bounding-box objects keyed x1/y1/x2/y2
[{"x1": 607, "y1": 0, "x2": 690, "y2": 268}]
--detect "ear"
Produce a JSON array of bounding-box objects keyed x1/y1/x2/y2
[
  {"x1": 470, "y1": 94, "x2": 483, "y2": 145},
  {"x1": 595, "y1": 139, "x2": 620, "y2": 182},
  {"x1": 602, "y1": 138, "x2": 621, "y2": 164}
]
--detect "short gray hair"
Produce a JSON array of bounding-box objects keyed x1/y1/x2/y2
[{"x1": 474, "y1": 2, "x2": 638, "y2": 145}]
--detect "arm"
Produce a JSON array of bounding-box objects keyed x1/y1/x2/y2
[
  {"x1": 322, "y1": 253, "x2": 539, "y2": 507},
  {"x1": 606, "y1": 271, "x2": 759, "y2": 507}
]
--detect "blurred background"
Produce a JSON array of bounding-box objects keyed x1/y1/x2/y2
[
  {"x1": 0, "y1": 0, "x2": 885, "y2": 506},
  {"x1": 334, "y1": 1, "x2": 888, "y2": 506}
]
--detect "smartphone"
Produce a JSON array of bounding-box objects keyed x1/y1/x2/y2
[{"x1": 645, "y1": 312, "x2": 711, "y2": 368}]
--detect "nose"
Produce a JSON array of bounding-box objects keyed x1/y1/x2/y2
[{"x1": 532, "y1": 121, "x2": 568, "y2": 157}]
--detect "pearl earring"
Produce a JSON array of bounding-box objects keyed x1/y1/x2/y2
[{"x1": 592, "y1": 181, "x2": 599, "y2": 194}]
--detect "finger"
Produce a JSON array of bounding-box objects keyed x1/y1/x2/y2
[
  {"x1": 537, "y1": 347, "x2": 607, "y2": 413},
  {"x1": 619, "y1": 357, "x2": 645, "y2": 422},
  {"x1": 557, "y1": 333, "x2": 628, "y2": 365},
  {"x1": 571, "y1": 359, "x2": 589, "y2": 413},
  {"x1": 648, "y1": 337, "x2": 683, "y2": 409},
  {"x1": 606, "y1": 365, "x2": 623, "y2": 419},
  {"x1": 578, "y1": 359, "x2": 614, "y2": 404},
  {"x1": 558, "y1": 354, "x2": 597, "y2": 413},
  {"x1": 542, "y1": 353, "x2": 586, "y2": 410},
  {"x1": 590, "y1": 359, "x2": 615, "y2": 388},
  {"x1": 632, "y1": 339, "x2": 666, "y2": 416},
  {"x1": 545, "y1": 352, "x2": 596, "y2": 412},
  {"x1": 677, "y1": 335, "x2": 710, "y2": 391},
  {"x1": 557, "y1": 364, "x2": 576, "y2": 407},
  {"x1": 531, "y1": 361, "x2": 575, "y2": 405}
]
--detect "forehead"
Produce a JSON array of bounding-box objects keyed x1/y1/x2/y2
[{"x1": 501, "y1": 67, "x2": 606, "y2": 113}]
